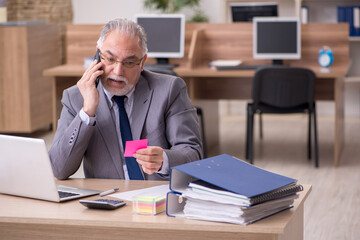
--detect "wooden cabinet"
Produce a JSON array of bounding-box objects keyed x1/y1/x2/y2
[{"x1": 0, "y1": 22, "x2": 59, "y2": 133}]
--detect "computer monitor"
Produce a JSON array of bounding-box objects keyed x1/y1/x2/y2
[
  {"x1": 253, "y1": 17, "x2": 301, "y2": 65},
  {"x1": 135, "y1": 14, "x2": 185, "y2": 67},
  {"x1": 230, "y1": 2, "x2": 278, "y2": 22}
]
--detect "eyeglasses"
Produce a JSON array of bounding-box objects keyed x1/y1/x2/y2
[{"x1": 99, "y1": 50, "x2": 144, "y2": 68}]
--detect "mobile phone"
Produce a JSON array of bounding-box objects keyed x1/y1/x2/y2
[
  {"x1": 94, "y1": 49, "x2": 102, "y2": 87},
  {"x1": 80, "y1": 198, "x2": 126, "y2": 210}
]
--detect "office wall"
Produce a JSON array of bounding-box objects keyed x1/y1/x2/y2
[
  {"x1": 72, "y1": 0, "x2": 226, "y2": 24},
  {"x1": 72, "y1": 0, "x2": 299, "y2": 24}
]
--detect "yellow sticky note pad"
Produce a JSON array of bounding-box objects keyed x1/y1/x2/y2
[{"x1": 132, "y1": 195, "x2": 166, "y2": 215}]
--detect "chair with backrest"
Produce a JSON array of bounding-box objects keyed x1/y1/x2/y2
[
  {"x1": 144, "y1": 66, "x2": 207, "y2": 158},
  {"x1": 245, "y1": 66, "x2": 319, "y2": 167}
]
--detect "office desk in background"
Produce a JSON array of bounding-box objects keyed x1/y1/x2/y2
[
  {"x1": 176, "y1": 64, "x2": 347, "y2": 169},
  {"x1": 0, "y1": 179, "x2": 312, "y2": 240}
]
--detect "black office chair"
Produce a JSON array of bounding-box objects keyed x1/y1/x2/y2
[
  {"x1": 245, "y1": 66, "x2": 319, "y2": 167},
  {"x1": 144, "y1": 66, "x2": 207, "y2": 158}
]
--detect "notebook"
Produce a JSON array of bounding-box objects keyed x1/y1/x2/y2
[{"x1": 0, "y1": 134, "x2": 101, "y2": 202}]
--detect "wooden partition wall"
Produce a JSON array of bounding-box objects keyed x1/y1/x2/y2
[
  {"x1": 65, "y1": 24, "x2": 103, "y2": 65},
  {"x1": 185, "y1": 23, "x2": 349, "y2": 70},
  {"x1": 64, "y1": 23, "x2": 349, "y2": 72}
]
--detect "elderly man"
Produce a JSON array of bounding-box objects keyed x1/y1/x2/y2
[{"x1": 49, "y1": 18, "x2": 202, "y2": 180}]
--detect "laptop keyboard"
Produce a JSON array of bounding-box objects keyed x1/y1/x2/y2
[{"x1": 58, "y1": 190, "x2": 80, "y2": 198}]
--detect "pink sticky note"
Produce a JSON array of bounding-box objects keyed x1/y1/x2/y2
[{"x1": 124, "y1": 139, "x2": 148, "y2": 157}]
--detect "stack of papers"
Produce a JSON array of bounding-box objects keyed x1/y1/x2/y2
[
  {"x1": 182, "y1": 181, "x2": 300, "y2": 225},
  {"x1": 187, "y1": 180, "x2": 302, "y2": 206},
  {"x1": 183, "y1": 194, "x2": 297, "y2": 225},
  {"x1": 166, "y1": 154, "x2": 303, "y2": 225}
]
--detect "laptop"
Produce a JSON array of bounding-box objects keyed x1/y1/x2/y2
[{"x1": 0, "y1": 134, "x2": 101, "y2": 202}]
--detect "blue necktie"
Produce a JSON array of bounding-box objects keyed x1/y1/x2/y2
[{"x1": 113, "y1": 95, "x2": 144, "y2": 180}]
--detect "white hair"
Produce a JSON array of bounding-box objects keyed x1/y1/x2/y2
[{"x1": 97, "y1": 18, "x2": 148, "y2": 55}]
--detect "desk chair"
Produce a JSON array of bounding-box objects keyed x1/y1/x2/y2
[
  {"x1": 144, "y1": 67, "x2": 207, "y2": 158},
  {"x1": 245, "y1": 66, "x2": 319, "y2": 167}
]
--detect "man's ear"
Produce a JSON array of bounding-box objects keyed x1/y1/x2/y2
[{"x1": 140, "y1": 54, "x2": 148, "y2": 71}]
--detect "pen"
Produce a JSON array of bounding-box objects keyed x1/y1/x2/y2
[{"x1": 99, "y1": 188, "x2": 119, "y2": 197}]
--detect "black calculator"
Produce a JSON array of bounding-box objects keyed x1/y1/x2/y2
[{"x1": 80, "y1": 199, "x2": 126, "y2": 210}]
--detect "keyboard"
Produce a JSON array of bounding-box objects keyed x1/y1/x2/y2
[
  {"x1": 58, "y1": 190, "x2": 80, "y2": 198},
  {"x1": 144, "y1": 63, "x2": 179, "y2": 71},
  {"x1": 215, "y1": 65, "x2": 268, "y2": 70}
]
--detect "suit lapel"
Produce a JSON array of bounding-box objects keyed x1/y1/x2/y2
[
  {"x1": 131, "y1": 75, "x2": 153, "y2": 140},
  {"x1": 96, "y1": 84, "x2": 125, "y2": 178}
]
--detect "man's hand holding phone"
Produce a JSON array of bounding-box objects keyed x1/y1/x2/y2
[{"x1": 77, "y1": 53, "x2": 103, "y2": 117}]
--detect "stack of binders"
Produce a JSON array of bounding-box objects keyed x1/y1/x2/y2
[
  {"x1": 166, "y1": 154, "x2": 303, "y2": 225},
  {"x1": 338, "y1": 5, "x2": 360, "y2": 37}
]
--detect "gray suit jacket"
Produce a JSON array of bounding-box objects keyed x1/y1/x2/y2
[{"x1": 49, "y1": 70, "x2": 202, "y2": 180}]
